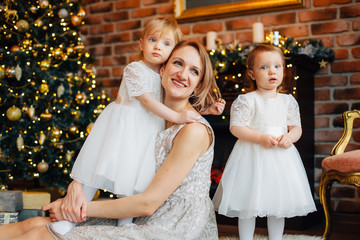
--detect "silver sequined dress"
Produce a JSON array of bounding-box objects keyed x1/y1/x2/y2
[{"x1": 53, "y1": 117, "x2": 219, "y2": 240}]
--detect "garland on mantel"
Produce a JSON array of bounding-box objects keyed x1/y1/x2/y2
[{"x1": 209, "y1": 36, "x2": 335, "y2": 76}]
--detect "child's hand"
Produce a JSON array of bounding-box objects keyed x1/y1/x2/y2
[
  {"x1": 277, "y1": 134, "x2": 293, "y2": 149},
  {"x1": 259, "y1": 134, "x2": 278, "y2": 149},
  {"x1": 175, "y1": 110, "x2": 199, "y2": 124},
  {"x1": 207, "y1": 99, "x2": 226, "y2": 115}
]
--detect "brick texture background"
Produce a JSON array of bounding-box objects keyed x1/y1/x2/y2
[{"x1": 80, "y1": 0, "x2": 360, "y2": 213}]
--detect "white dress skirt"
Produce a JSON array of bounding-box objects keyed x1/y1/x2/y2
[
  {"x1": 70, "y1": 61, "x2": 164, "y2": 196},
  {"x1": 212, "y1": 92, "x2": 316, "y2": 219}
]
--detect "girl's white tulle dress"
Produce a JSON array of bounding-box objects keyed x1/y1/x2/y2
[
  {"x1": 212, "y1": 91, "x2": 316, "y2": 219},
  {"x1": 70, "y1": 61, "x2": 164, "y2": 196}
]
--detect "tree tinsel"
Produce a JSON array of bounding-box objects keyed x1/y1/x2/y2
[{"x1": 0, "y1": 0, "x2": 110, "y2": 191}]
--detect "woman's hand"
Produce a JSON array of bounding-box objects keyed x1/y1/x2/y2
[{"x1": 59, "y1": 180, "x2": 87, "y2": 223}]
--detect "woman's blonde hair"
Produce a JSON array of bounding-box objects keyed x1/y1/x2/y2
[
  {"x1": 138, "y1": 17, "x2": 183, "y2": 60},
  {"x1": 164, "y1": 40, "x2": 221, "y2": 112},
  {"x1": 246, "y1": 44, "x2": 287, "y2": 92}
]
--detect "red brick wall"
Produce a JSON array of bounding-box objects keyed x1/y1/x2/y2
[{"x1": 80, "y1": 0, "x2": 360, "y2": 213}]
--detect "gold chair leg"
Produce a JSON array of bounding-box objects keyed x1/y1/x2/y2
[{"x1": 320, "y1": 174, "x2": 333, "y2": 239}]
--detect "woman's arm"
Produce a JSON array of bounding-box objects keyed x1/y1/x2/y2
[
  {"x1": 138, "y1": 93, "x2": 198, "y2": 124},
  {"x1": 86, "y1": 122, "x2": 211, "y2": 219},
  {"x1": 230, "y1": 125, "x2": 278, "y2": 149}
]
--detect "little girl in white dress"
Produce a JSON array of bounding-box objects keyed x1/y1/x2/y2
[{"x1": 213, "y1": 44, "x2": 316, "y2": 240}]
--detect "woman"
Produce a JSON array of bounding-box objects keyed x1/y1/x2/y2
[{"x1": 0, "y1": 40, "x2": 220, "y2": 240}]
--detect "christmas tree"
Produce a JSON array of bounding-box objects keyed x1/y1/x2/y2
[{"x1": 0, "y1": 0, "x2": 109, "y2": 192}]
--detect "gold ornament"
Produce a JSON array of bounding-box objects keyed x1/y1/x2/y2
[
  {"x1": 63, "y1": 168, "x2": 68, "y2": 174},
  {"x1": 40, "y1": 109, "x2": 52, "y2": 120},
  {"x1": 11, "y1": 45, "x2": 21, "y2": 52},
  {"x1": 39, "y1": 131, "x2": 46, "y2": 145},
  {"x1": 71, "y1": 15, "x2": 81, "y2": 26},
  {"x1": 37, "y1": 161, "x2": 49, "y2": 173},
  {"x1": 15, "y1": 64, "x2": 22, "y2": 81},
  {"x1": 30, "y1": 5, "x2": 38, "y2": 13},
  {"x1": 69, "y1": 125, "x2": 78, "y2": 134},
  {"x1": 58, "y1": 8, "x2": 69, "y2": 18},
  {"x1": 57, "y1": 84, "x2": 65, "y2": 97},
  {"x1": 40, "y1": 59, "x2": 50, "y2": 70},
  {"x1": 75, "y1": 91, "x2": 87, "y2": 104},
  {"x1": 87, "y1": 122, "x2": 94, "y2": 134},
  {"x1": 0, "y1": 66, "x2": 5, "y2": 79},
  {"x1": 27, "y1": 105, "x2": 35, "y2": 119},
  {"x1": 39, "y1": 83, "x2": 49, "y2": 93},
  {"x1": 16, "y1": 134, "x2": 24, "y2": 151},
  {"x1": 16, "y1": 20, "x2": 30, "y2": 32},
  {"x1": 39, "y1": 0, "x2": 49, "y2": 8},
  {"x1": 7, "y1": 106, "x2": 22, "y2": 121},
  {"x1": 65, "y1": 150, "x2": 74, "y2": 162}
]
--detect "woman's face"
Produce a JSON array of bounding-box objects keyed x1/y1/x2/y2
[{"x1": 160, "y1": 45, "x2": 203, "y2": 101}]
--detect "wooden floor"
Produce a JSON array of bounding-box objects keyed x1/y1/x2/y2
[{"x1": 217, "y1": 212, "x2": 360, "y2": 240}]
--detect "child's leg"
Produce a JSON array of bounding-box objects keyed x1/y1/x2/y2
[
  {"x1": 0, "y1": 216, "x2": 51, "y2": 240},
  {"x1": 238, "y1": 217, "x2": 256, "y2": 240},
  {"x1": 267, "y1": 216, "x2": 284, "y2": 240},
  {"x1": 51, "y1": 184, "x2": 98, "y2": 235}
]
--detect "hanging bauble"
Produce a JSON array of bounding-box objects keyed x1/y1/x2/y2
[
  {"x1": 42, "y1": 25, "x2": 48, "y2": 31},
  {"x1": 39, "y1": 131, "x2": 46, "y2": 145},
  {"x1": 6, "y1": 106, "x2": 22, "y2": 121},
  {"x1": 71, "y1": 15, "x2": 81, "y2": 26},
  {"x1": 40, "y1": 59, "x2": 50, "y2": 70},
  {"x1": 11, "y1": 45, "x2": 21, "y2": 52},
  {"x1": 0, "y1": 66, "x2": 5, "y2": 79},
  {"x1": 57, "y1": 84, "x2": 65, "y2": 97},
  {"x1": 30, "y1": 81, "x2": 36, "y2": 87},
  {"x1": 63, "y1": 168, "x2": 68, "y2": 174},
  {"x1": 58, "y1": 8, "x2": 69, "y2": 19},
  {"x1": 39, "y1": 0, "x2": 49, "y2": 8},
  {"x1": 27, "y1": 105, "x2": 35, "y2": 119},
  {"x1": 40, "y1": 109, "x2": 52, "y2": 120},
  {"x1": 75, "y1": 91, "x2": 87, "y2": 104},
  {"x1": 37, "y1": 161, "x2": 49, "y2": 173},
  {"x1": 16, "y1": 134, "x2": 24, "y2": 151},
  {"x1": 16, "y1": 20, "x2": 30, "y2": 33},
  {"x1": 87, "y1": 122, "x2": 94, "y2": 134},
  {"x1": 39, "y1": 83, "x2": 49, "y2": 93},
  {"x1": 65, "y1": 150, "x2": 74, "y2": 162},
  {"x1": 6, "y1": 67, "x2": 15, "y2": 78},
  {"x1": 15, "y1": 64, "x2": 22, "y2": 81},
  {"x1": 69, "y1": 125, "x2": 78, "y2": 135}
]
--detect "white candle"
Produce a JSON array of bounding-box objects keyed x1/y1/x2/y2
[
  {"x1": 206, "y1": 31, "x2": 217, "y2": 50},
  {"x1": 252, "y1": 22, "x2": 264, "y2": 43}
]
